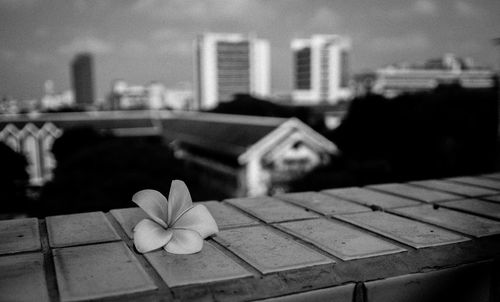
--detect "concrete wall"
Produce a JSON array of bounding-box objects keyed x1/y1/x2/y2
[{"x1": 1, "y1": 174, "x2": 500, "y2": 301}]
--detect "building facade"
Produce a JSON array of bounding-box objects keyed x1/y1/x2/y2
[
  {"x1": 0, "y1": 123, "x2": 62, "y2": 185},
  {"x1": 108, "y1": 81, "x2": 194, "y2": 110},
  {"x1": 372, "y1": 53, "x2": 496, "y2": 98},
  {"x1": 71, "y1": 53, "x2": 95, "y2": 106},
  {"x1": 194, "y1": 33, "x2": 270, "y2": 110},
  {"x1": 292, "y1": 35, "x2": 351, "y2": 105},
  {"x1": 163, "y1": 113, "x2": 338, "y2": 197},
  {"x1": 0, "y1": 98, "x2": 39, "y2": 114},
  {"x1": 40, "y1": 80, "x2": 74, "y2": 111}
]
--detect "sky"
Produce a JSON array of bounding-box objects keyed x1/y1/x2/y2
[{"x1": 0, "y1": 0, "x2": 499, "y2": 100}]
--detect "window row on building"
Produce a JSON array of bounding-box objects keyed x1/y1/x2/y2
[{"x1": 194, "y1": 33, "x2": 352, "y2": 110}]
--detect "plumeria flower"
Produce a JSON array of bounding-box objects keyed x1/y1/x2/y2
[{"x1": 132, "y1": 180, "x2": 218, "y2": 254}]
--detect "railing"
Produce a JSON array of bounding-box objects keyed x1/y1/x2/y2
[
  {"x1": 1, "y1": 174, "x2": 500, "y2": 301},
  {"x1": 0, "y1": 122, "x2": 62, "y2": 185},
  {"x1": 0, "y1": 111, "x2": 164, "y2": 185}
]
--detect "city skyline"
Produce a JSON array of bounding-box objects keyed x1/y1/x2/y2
[{"x1": 1, "y1": 0, "x2": 499, "y2": 100}]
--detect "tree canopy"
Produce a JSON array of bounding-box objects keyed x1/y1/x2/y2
[
  {"x1": 291, "y1": 85, "x2": 499, "y2": 191},
  {"x1": 41, "y1": 127, "x2": 185, "y2": 215},
  {"x1": 0, "y1": 142, "x2": 29, "y2": 216}
]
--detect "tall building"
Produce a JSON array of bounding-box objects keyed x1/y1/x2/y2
[
  {"x1": 194, "y1": 33, "x2": 270, "y2": 110},
  {"x1": 71, "y1": 53, "x2": 95, "y2": 106},
  {"x1": 291, "y1": 35, "x2": 351, "y2": 105}
]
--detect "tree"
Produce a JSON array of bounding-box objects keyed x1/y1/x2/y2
[
  {"x1": 51, "y1": 125, "x2": 110, "y2": 162},
  {"x1": 290, "y1": 85, "x2": 498, "y2": 191},
  {"x1": 41, "y1": 127, "x2": 185, "y2": 215},
  {"x1": 0, "y1": 142, "x2": 29, "y2": 216}
]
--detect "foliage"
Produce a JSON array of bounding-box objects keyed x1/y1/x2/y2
[
  {"x1": 210, "y1": 93, "x2": 352, "y2": 133},
  {"x1": 210, "y1": 93, "x2": 294, "y2": 117},
  {"x1": 40, "y1": 127, "x2": 185, "y2": 215},
  {"x1": 290, "y1": 85, "x2": 499, "y2": 191},
  {"x1": 0, "y1": 142, "x2": 29, "y2": 215}
]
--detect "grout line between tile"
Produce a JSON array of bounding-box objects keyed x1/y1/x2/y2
[
  {"x1": 105, "y1": 212, "x2": 174, "y2": 302},
  {"x1": 39, "y1": 219, "x2": 60, "y2": 302}
]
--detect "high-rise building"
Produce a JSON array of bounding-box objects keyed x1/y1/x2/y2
[
  {"x1": 71, "y1": 53, "x2": 95, "y2": 106},
  {"x1": 291, "y1": 35, "x2": 351, "y2": 105},
  {"x1": 194, "y1": 33, "x2": 270, "y2": 110}
]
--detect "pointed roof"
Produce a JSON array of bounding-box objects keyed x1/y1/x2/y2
[{"x1": 161, "y1": 112, "x2": 338, "y2": 165}]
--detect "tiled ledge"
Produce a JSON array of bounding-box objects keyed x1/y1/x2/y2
[{"x1": 2, "y1": 174, "x2": 500, "y2": 301}]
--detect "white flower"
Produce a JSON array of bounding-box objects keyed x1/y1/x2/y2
[{"x1": 132, "y1": 180, "x2": 218, "y2": 254}]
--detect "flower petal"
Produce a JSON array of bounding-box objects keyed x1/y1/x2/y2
[
  {"x1": 173, "y1": 204, "x2": 218, "y2": 238},
  {"x1": 133, "y1": 219, "x2": 173, "y2": 253},
  {"x1": 132, "y1": 189, "x2": 168, "y2": 228},
  {"x1": 167, "y1": 180, "x2": 193, "y2": 225},
  {"x1": 164, "y1": 229, "x2": 203, "y2": 254}
]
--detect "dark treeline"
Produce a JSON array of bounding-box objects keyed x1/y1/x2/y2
[
  {"x1": 291, "y1": 85, "x2": 499, "y2": 191},
  {"x1": 37, "y1": 127, "x2": 222, "y2": 216},
  {"x1": 0, "y1": 142, "x2": 30, "y2": 216},
  {"x1": 40, "y1": 128, "x2": 180, "y2": 215},
  {"x1": 210, "y1": 93, "x2": 305, "y2": 117},
  {"x1": 209, "y1": 93, "x2": 333, "y2": 131}
]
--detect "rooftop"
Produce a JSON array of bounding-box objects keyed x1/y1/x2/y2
[
  {"x1": 162, "y1": 113, "x2": 337, "y2": 163},
  {"x1": 1, "y1": 173, "x2": 500, "y2": 301},
  {"x1": 162, "y1": 113, "x2": 283, "y2": 157},
  {"x1": 0, "y1": 110, "x2": 163, "y2": 134}
]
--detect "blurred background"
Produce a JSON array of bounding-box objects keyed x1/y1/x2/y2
[{"x1": 1, "y1": 0, "x2": 499, "y2": 219}]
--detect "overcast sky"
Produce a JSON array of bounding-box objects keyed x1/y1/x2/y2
[{"x1": 1, "y1": 0, "x2": 499, "y2": 100}]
